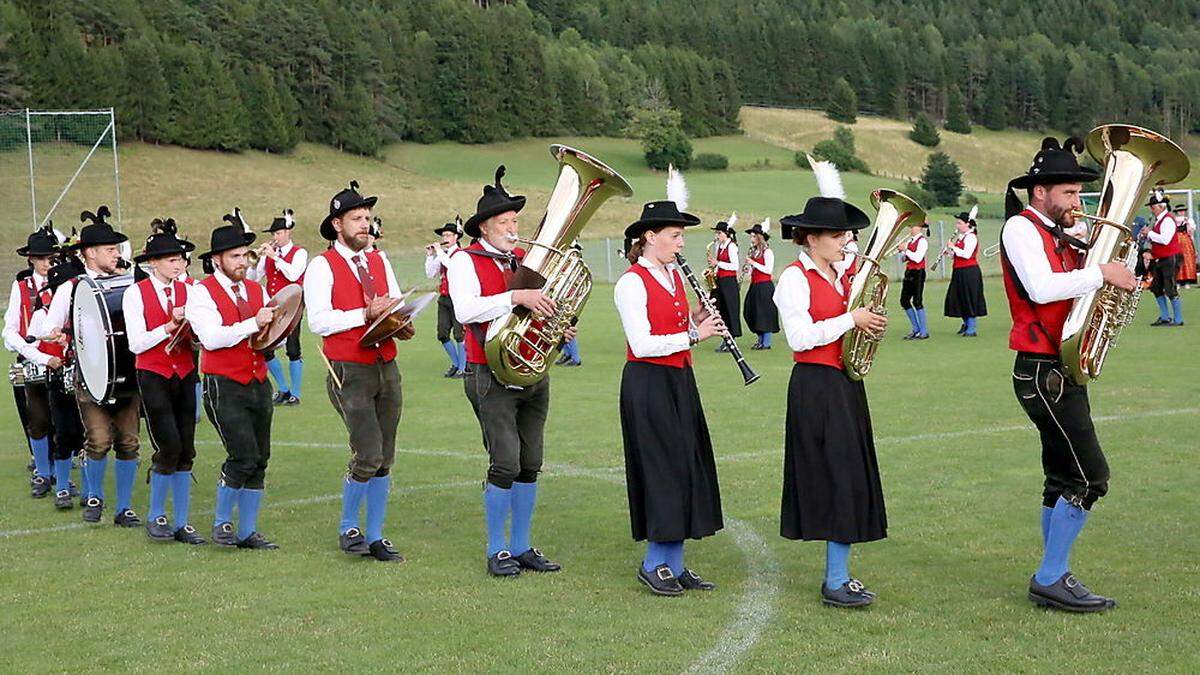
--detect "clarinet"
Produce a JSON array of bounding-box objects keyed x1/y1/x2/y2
[{"x1": 674, "y1": 253, "x2": 760, "y2": 386}]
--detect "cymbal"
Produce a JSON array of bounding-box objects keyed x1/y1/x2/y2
[
  {"x1": 359, "y1": 292, "x2": 437, "y2": 347},
  {"x1": 251, "y1": 283, "x2": 304, "y2": 351}
]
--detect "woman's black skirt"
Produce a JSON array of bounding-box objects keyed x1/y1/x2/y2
[
  {"x1": 620, "y1": 361, "x2": 723, "y2": 542},
  {"x1": 711, "y1": 276, "x2": 742, "y2": 337},
  {"x1": 743, "y1": 280, "x2": 779, "y2": 333},
  {"x1": 944, "y1": 264, "x2": 988, "y2": 318},
  {"x1": 781, "y1": 363, "x2": 887, "y2": 543}
]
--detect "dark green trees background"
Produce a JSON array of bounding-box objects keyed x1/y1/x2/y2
[{"x1": 2, "y1": 0, "x2": 1199, "y2": 156}]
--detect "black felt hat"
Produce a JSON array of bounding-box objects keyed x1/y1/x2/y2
[
  {"x1": 134, "y1": 218, "x2": 196, "y2": 263},
  {"x1": 73, "y1": 206, "x2": 128, "y2": 250},
  {"x1": 1172, "y1": 203, "x2": 1188, "y2": 212},
  {"x1": 464, "y1": 166, "x2": 526, "y2": 239},
  {"x1": 623, "y1": 200, "x2": 702, "y2": 239},
  {"x1": 265, "y1": 209, "x2": 296, "y2": 233},
  {"x1": 1146, "y1": 188, "x2": 1171, "y2": 207},
  {"x1": 711, "y1": 216, "x2": 738, "y2": 240},
  {"x1": 779, "y1": 197, "x2": 870, "y2": 240},
  {"x1": 320, "y1": 181, "x2": 378, "y2": 241},
  {"x1": 743, "y1": 218, "x2": 771, "y2": 241},
  {"x1": 200, "y1": 209, "x2": 256, "y2": 259},
  {"x1": 46, "y1": 250, "x2": 85, "y2": 290},
  {"x1": 433, "y1": 215, "x2": 463, "y2": 238},
  {"x1": 1006, "y1": 137, "x2": 1101, "y2": 218},
  {"x1": 17, "y1": 224, "x2": 60, "y2": 257}
]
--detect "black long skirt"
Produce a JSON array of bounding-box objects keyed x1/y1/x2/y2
[
  {"x1": 711, "y1": 276, "x2": 743, "y2": 337},
  {"x1": 743, "y1": 280, "x2": 780, "y2": 333},
  {"x1": 944, "y1": 264, "x2": 988, "y2": 318},
  {"x1": 620, "y1": 362, "x2": 723, "y2": 542},
  {"x1": 781, "y1": 363, "x2": 887, "y2": 543}
]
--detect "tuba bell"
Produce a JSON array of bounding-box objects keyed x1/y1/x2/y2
[
  {"x1": 1060, "y1": 124, "x2": 1189, "y2": 385},
  {"x1": 483, "y1": 145, "x2": 633, "y2": 387},
  {"x1": 841, "y1": 188, "x2": 926, "y2": 380}
]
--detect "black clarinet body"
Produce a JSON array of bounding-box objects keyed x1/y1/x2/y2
[{"x1": 674, "y1": 253, "x2": 760, "y2": 386}]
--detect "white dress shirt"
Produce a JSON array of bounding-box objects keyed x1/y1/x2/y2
[
  {"x1": 952, "y1": 231, "x2": 978, "y2": 259},
  {"x1": 303, "y1": 240, "x2": 403, "y2": 337},
  {"x1": 745, "y1": 248, "x2": 775, "y2": 276},
  {"x1": 184, "y1": 269, "x2": 268, "y2": 350},
  {"x1": 715, "y1": 241, "x2": 739, "y2": 272},
  {"x1": 122, "y1": 274, "x2": 182, "y2": 355},
  {"x1": 424, "y1": 244, "x2": 460, "y2": 280},
  {"x1": 250, "y1": 241, "x2": 308, "y2": 283},
  {"x1": 1000, "y1": 207, "x2": 1103, "y2": 304},
  {"x1": 29, "y1": 265, "x2": 104, "y2": 339},
  {"x1": 903, "y1": 236, "x2": 928, "y2": 264},
  {"x1": 614, "y1": 257, "x2": 693, "y2": 358},
  {"x1": 3, "y1": 274, "x2": 53, "y2": 365},
  {"x1": 1146, "y1": 210, "x2": 1177, "y2": 246},
  {"x1": 773, "y1": 251, "x2": 856, "y2": 353},
  {"x1": 448, "y1": 239, "x2": 516, "y2": 324}
]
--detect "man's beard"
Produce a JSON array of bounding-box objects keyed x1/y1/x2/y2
[
  {"x1": 1048, "y1": 203, "x2": 1074, "y2": 228},
  {"x1": 340, "y1": 232, "x2": 368, "y2": 252}
]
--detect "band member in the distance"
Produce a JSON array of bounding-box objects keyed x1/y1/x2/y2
[
  {"x1": 943, "y1": 206, "x2": 986, "y2": 337},
  {"x1": 251, "y1": 210, "x2": 308, "y2": 405},
  {"x1": 899, "y1": 221, "x2": 930, "y2": 339},
  {"x1": 707, "y1": 216, "x2": 742, "y2": 351},
  {"x1": 425, "y1": 218, "x2": 466, "y2": 378},
  {"x1": 741, "y1": 218, "x2": 779, "y2": 350},
  {"x1": 1145, "y1": 190, "x2": 1183, "y2": 326}
]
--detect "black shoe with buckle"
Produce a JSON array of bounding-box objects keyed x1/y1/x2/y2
[
  {"x1": 212, "y1": 522, "x2": 238, "y2": 547},
  {"x1": 514, "y1": 548, "x2": 561, "y2": 572},
  {"x1": 114, "y1": 508, "x2": 142, "y2": 528},
  {"x1": 487, "y1": 550, "x2": 521, "y2": 577},
  {"x1": 902, "y1": 331, "x2": 918, "y2": 340},
  {"x1": 82, "y1": 497, "x2": 103, "y2": 523},
  {"x1": 453, "y1": 369, "x2": 466, "y2": 379},
  {"x1": 339, "y1": 527, "x2": 370, "y2": 555},
  {"x1": 146, "y1": 515, "x2": 174, "y2": 541},
  {"x1": 561, "y1": 360, "x2": 582, "y2": 368},
  {"x1": 1028, "y1": 573, "x2": 1116, "y2": 613},
  {"x1": 679, "y1": 568, "x2": 715, "y2": 591},
  {"x1": 368, "y1": 538, "x2": 405, "y2": 562},
  {"x1": 821, "y1": 579, "x2": 875, "y2": 608},
  {"x1": 1151, "y1": 318, "x2": 1172, "y2": 326},
  {"x1": 444, "y1": 364, "x2": 460, "y2": 378},
  {"x1": 54, "y1": 489, "x2": 74, "y2": 510},
  {"x1": 271, "y1": 391, "x2": 290, "y2": 405},
  {"x1": 553, "y1": 354, "x2": 571, "y2": 366},
  {"x1": 174, "y1": 525, "x2": 206, "y2": 545},
  {"x1": 637, "y1": 564, "x2": 684, "y2": 596},
  {"x1": 237, "y1": 532, "x2": 279, "y2": 550},
  {"x1": 30, "y1": 475, "x2": 51, "y2": 498},
  {"x1": 283, "y1": 394, "x2": 300, "y2": 406}
]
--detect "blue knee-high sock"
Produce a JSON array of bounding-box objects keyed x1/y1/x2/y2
[
  {"x1": 237, "y1": 489, "x2": 263, "y2": 540},
  {"x1": 1156, "y1": 295, "x2": 1170, "y2": 321},
  {"x1": 825, "y1": 541, "x2": 852, "y2": 589},
  {"x1": 214, "y1": 483, "x2": 240, "y2": 525},
  {"x1": 30, "y1": 436, "x2": 51, "y2": 478},
  {"x1": 172, "y1": 472, "x2": 192, "y2": 530},
  {"x1": 340, "y1": 478, "x2": 369, "y2": 534},
  {"x1": 148, "y1": 471, "x2": 170, "y2": 521},
  {"x1": 508, "y1": 481, "x2": 538, "y2": 555},
  {"x1": 265, "y1": 358, "x2": 288, "y2": 395},
  {"x1": 194, "y1": 381, "x2": 203, "y2": 423},
  {"x1": 1171, "y1": 296, "x2": 1183, "y2": 323},
  {"x1": 441, "y1": 341, "x2": 458, "y2": 368},
  {"x1": 288, "y1": 359, "x2": 303, "y2": 399},
  {"x1": 761, "y1": 331, "x2": 773, "y2": 348},
  {"x1": 1035, "y1": 497, "x2": 1089, "y2": 585},
  {"x1": 643, "y1": 541, "x2": 673, "y2": 573},
  {"x1": 114, "y1": 458, "x2": 138, "y2": 512},
  {"x1": 563, "y1": 338, "x2": 581, "y2": 363},
  {"x1": 453, "y1": 342, "x2": 466, "y2": 371},
  {"x1": 89, "y1": 456, "x2": 109, "y2": 501},
  {"x1": 1041, "y1": 506, "x2": 1053, "y2": 545},
  {"x1": 483, "y1": 483, "x2": 512, "y2": 556},
  {"x1": 664, "y1": 541, "x2": 685, "y2": 576},
  {"x1": 904, "y1": 307, "x2": 919, "y2": 333},
  {"x1": 916, "y1": 308, "x2": 928, "y2": 335},
  {"x1": 53, "y1": 458, "x2": 72, "y2": 493},
  {"x1": 365, "y1": 475, "x2": 391, "y2": 544}
]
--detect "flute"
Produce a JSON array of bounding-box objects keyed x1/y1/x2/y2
[{"x1": 674, "y1": 252, "x2": 759, "y2": 386}]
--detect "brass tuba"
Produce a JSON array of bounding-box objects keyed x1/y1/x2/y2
[
  {"x1": 1060, "y1": 124, "x2": 1189, "y2": 385},
  {"x1": 484, "y1": 145, "x2": 633, "y2": 387},
  {"x1": 841, "y1": 189, "x2": 926, "y2": 380}
]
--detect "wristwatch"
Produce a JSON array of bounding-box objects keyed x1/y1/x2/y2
[{"x1": 688, "y1": 326, "x2": 700, "y2": 345}]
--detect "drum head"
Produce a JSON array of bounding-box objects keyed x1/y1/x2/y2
[{"x1": 72, "y1": 277, "x2": 113, "y2": 403}]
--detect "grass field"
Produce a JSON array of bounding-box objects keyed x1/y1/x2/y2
[{"x1": 1, "y1": 276, "x2": 1197, "y2": 672}]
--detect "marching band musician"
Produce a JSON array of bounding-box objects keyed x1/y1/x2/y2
[
  {"x1": 447, "y1": 166, "x2": 574, "y2": 577},
  {"x1": 999, "y1": 137, "x2": 1136, "y2": 612},
  {"x1": 122, "y1": 219, "x2": 205, "y2": 544},
  {"x1": 1171, "y1": 203, "x2": 1196, "y2": 288},
  {"x1": 425, "y1": 218, "x2": 466, "y2": 378},
  {"x1": 1146, "y1": 191, "x2": 1183, "y2": 326},
  {"x1": 899, "y1": 221, "x2": 930, "y2": 340},
  {"x1": 5, "y1": 227, "x2": 68, "y2": 504},
  {"x1": 8, "y1": 268, "x2": 39, "y2": 482},
  {"x1": 252, "y1": 210, "x2": 308, "y2": 405},
  {"x1": 32, "y1": 211, "x2": 143, "y2": 527},
  {"x1": 615, "y1": 193, "x2": 725, "y2": 596},
  {"x1": 741, "y1": 218, "x2": 779, "y2": 349},
  {"x1": 304, "y1": 181, "x2": 410, "y2": 563},
  {"x1": 773, "y1": 159, "x2": 889, "y2": 608},
  {"x1": 943, "y1": 207, "x2": 987, "y2": 337},
  {"x1": 707, "y1": 215, "x2": 742, "y2": 351},
  {"x1": 186, "y1": 216, "x2": 278, "y2": 550}
]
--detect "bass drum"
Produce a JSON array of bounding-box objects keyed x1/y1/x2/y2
[{"x1": 71, "y1": 274, "x2": 137, "y2": 404}]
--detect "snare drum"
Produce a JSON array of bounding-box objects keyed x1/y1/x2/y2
[
  {"x1": 71, "y1": 274, "x2": 137, "y2": 404},
  {"x1": 21, "y1": 360, "x2": 48, "y2": 384}
]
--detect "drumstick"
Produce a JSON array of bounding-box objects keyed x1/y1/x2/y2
[{"x1": 319, "y1": 348, "x2": 343, "y2": 390}]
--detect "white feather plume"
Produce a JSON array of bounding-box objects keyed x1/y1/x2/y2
[
  {"x1": 807, "y1": 155, "x2": 845, "y2": 200},
  {"x1": 967, "y1": 204, "x2": 979, "y2": 222},
  {"x1": 727, "y1": 212, "x2": 738, "y2": 228},
  {"x1": 760, "y1": 217, "x2": 771, "y2": 234},
  {"x1": 666, "y1": 164, "x2": 689, "y2": 211}
]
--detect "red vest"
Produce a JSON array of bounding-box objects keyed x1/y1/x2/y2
[
  {"x1": 134, "y1": 278, "x2": 195, "y2": 379},
  {"x1": 17, "y1": 277, "x2": 65, "y2": 359},
  {"x1": 624, "y1": 264, "x2": 693, "y2": 369},
  {"x1": 749, "y1": 251, "x2": 772, "y2": 284},
  {"x1": 1001, "y1": 210, "x2": 1082, "y2": 355},
  {"x1": 905, "y1": 236, "x2": 926, "y2": 271},
  {"x1": 436, "y1": 247, "x2": 457, "y2": 297},
  {"x1": 198, "y1": 276, "x2": 267, "y2": 384},
  {"x1": 1150, "y1": 212, "x2": 1181, "y2": 259},
  {"x1": 264, "y1": 245, "x2": 305, "y2": 296},
  {"x1": 716, "y1": 243, "x2": 737, "y2": 279},
  {"x1": 319, "y1": 249, "x2": 398, "y2": 364},
  {"x1": 953, "y1": 233, "x2": 979, "y2": 269},
  {"x1": 457, "y1": 244, "x2": 525, "y2": 365},
  {"x1": 790, "y1": 261, "x2": 849, "y2": 369}
]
